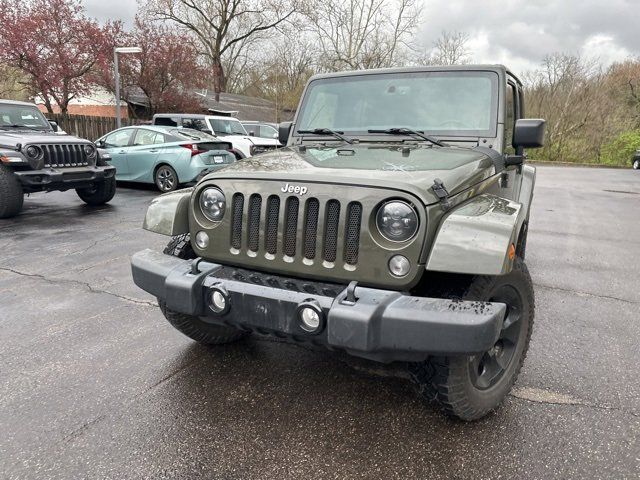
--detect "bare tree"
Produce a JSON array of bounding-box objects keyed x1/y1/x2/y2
[
  {"x1": 144, "y1": 0, "x2": 299, "y2": 99},
  {"x1": 419, "y1": 30, "x2": 471, "y2": 66},
  {"x1": 308, "y1": 0, "x2": 421, "y2": 71}
]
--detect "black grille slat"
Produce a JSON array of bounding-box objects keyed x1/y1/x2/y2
[
  {"x1": 323, "y1": 200, "x2": 340, "y2": 263},
  {"x1": 247, "y1": 194, "x2": 262, "y2": 252},
  {"x1": 230, "y1": 193, "x2": 244, "y2": 250},
  {"x1": 39, "y1": 143, "x2": 88, "y2": 168},
  {"x1": 228, "y1": 191, "x2": 360, "y2": 268},
  {"x1": 71, "y1": 144, "x2": 79, "y2": 165},
  {"x1": 303, "y1": 198, "x2": 319, "y2": 259},
  {"x1": 283, "y1": 197, "x2": 299, "y2": 257},
  {"x1": 344, "y1": 202, "x2": 362, "y2": 265},
  {"x1": 264, "y1": 196, "x2": 280, "y2": 255}
]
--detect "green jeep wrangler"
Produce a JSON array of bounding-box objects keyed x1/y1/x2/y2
[{"x1": 132, "y1": 65, "x2": 545, "y2": 420}]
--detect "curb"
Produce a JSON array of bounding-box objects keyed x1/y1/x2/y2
[{"x1": 528, "y1": 161, "x2": 630, "y2": 169}]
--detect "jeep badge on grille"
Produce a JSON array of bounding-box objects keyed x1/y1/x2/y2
[{"x1": 281, "y1": 183, "x2": 308, "y2": 195}]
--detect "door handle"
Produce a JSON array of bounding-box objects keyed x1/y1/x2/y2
[
  {"x1": 149, "y1": 149, "x2": 159, "y2": 153},
  {"x1": 117, "y1": 150, "x2": 126, "y2": 154}
]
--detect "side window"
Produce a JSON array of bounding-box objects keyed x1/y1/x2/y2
[
  {"x1": 154, "y1": 116, "x2": 178, "y2": 127},
  {"x1": 134, "y1": 129, "x2": 166, "y2": 146},
  {"x1": 260, "y1": 125, "x2": 277, "y2": 138},
  {"x1": 182, "y1": 118, "x2": 207, "y2": 131},
  {"x1": 504, "y1": 83, "x2": 516, "y2": 153},
  {"x1": 103, "y1": 129, "x2": 134, "y2": 148}
]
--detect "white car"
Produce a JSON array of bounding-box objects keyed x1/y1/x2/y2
[{"x1": 152, "y1": 113, "x2": 278, "y2": 158}]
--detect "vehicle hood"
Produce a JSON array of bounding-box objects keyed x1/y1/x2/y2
[
  {"x1": 0, "y1": 130, "x2": 90, "y2": 150},
  {"x1": 202, "y1": 143, "x2": 497, "y2": 205},
  {"x1": 250, "y1": 137, "x2": 281, "y2": 147}
]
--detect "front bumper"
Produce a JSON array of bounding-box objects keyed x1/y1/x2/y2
[
  {"x1": 131, "y1": 249, "x2": 506, "y2": 363},
  {"x1": 14, "y1": 165, "x2": 116, "y2": 192}
]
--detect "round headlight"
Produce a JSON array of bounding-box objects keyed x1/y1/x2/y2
[
  {"x1": 376, "y1": 200, "x2": 419, "y2": 242},
  {"x1": 199, "y1": 187, "x2": 226, "y2": 222},
  {"x1": 25, "y1": 145, "x2": 41, "y2": 159},
  {"x1": 83, "y1": 144, "x2": 96, "y2": 157}
]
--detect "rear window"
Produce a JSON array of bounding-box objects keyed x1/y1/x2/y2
[
  {"x1": 169, "y1": 128, "x2": 217, "y2": 141},
  {"x1": 154, "y1": 116, "x2": 179, "y2": 127}
]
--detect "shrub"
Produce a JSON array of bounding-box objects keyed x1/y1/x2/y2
[{"x1": 600, "y1": 130, "x2": 640, "y2": 166}]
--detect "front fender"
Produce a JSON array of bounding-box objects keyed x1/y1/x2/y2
[
  {"x1": 426, "y1": 194, "x2": 521, "y2": 275},
  {"x1": 143, "y1": 188, "x2": 192, "y2": 236}
]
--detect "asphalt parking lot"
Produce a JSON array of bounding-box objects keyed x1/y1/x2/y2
[{"x1": 1, "y1": 166, "x2": 639, "y2": 479}]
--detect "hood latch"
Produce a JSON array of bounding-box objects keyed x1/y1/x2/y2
[{"x1": 431, "y1": 178, "x2": 452, "y2": 211}]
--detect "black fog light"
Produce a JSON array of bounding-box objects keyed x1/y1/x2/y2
[
  {"x1": 296, "y1": 300, "x2": 324, "y2": 334},
  {"x1": 208, "y1": 286, "x2": 230, "y2": 315}
]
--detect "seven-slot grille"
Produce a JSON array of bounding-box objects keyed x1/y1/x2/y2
[
  {"x1": 39, "y1": 144, "x2": 90, "y2": 168},
  {"x1": 230, "y1": 193, "x2": 363, "y2": 266}
]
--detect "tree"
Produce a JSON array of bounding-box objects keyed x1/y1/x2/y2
[
  {"x1": 144, "y1": 0, "x2": 299, "y2": 100},
  {"x1": 308, "y1": 0, "x2": 420, "y2": 71},
  {"x1": 236, "y1": 36, "x2": 316, "y2": 113},
  {"x1": 427, "y1": 31, "x2": 471, "y2": 66},
  {"x1": 95, "y1": 19, "x2": 206, "y2": 116},
  {"x1": 0, "y1": 0, "x2": 118, "y2": 114},
  {"x1": 0, "y1": 64, "x2": 29, "y2": 100}
]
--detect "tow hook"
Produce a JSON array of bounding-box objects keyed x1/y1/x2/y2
[{"x1": 340, "y1": 281, "x2": 359, "y2": 306}]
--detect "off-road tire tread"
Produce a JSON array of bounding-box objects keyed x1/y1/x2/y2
[
  {"x1": 76, "y1": 176, "x2": 116, "y2": 205},
  {"x1": 409, "y1": 258, "x2": 534, "y2": 421},
  {"x1": 159, "y1": 301, "x2": 247, "y2": 345},
  {"x1": 160, "y1": 234, "x2": 247, "y2": 345},
  {"x1": 163, "y1": 233, "x2": 196, "y2": 259},
  {"x1": 0, "y1": 164, "x2": 24, "y2": 218}
]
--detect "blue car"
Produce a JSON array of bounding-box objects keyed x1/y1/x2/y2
[{"x1": 96, "y1": 126, "x2": 235, "y2": 192}]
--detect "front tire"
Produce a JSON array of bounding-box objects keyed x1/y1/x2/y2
[
  {"x1": 409, "y1": 258, "x2": 534, "y2": 421},
  {"x1": 0, "y1": 164, "x2": 24, "y2": 218},
  {"x1": 160, "y1": 233, "x2": 247, "y2": 345},
  {"x1": 76, "y1": 176, "x2": 116, "y2": 206}
]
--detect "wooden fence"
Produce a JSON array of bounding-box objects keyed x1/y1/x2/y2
[{"x1": 47, "y1": 113, "x2": 143, "y2": 141}]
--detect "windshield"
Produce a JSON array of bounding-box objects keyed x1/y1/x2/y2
[
  {"x1": 0, "y1": 104, "x2": 52, "y2": 131},
  {"x1": 209, "y1": 118, "x2": 247, "y2": 136},
  {"x1": 296, "y1": 71, "x2": 499, "y2": 138},
  {"x1": 169, "y1": 128, "x2": 217, "y2": 141}
]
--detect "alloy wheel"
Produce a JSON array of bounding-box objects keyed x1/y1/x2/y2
[
  {"x1": 156, "y1": 167, "x2": 176, "y2": 192},
  {"x1": 468, "y1": 285, "x2": 524, "y2": 390}
]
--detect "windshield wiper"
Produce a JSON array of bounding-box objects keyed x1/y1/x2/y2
[
  {"x1": 2, "y1": 123, "x2": 43, "y2": 132},
  {"x1": 297, "y1": 128, "x2": 353, "y2": 144},
  {"x1": 368, "y1": 127, "x2": 446, "y2": 147}
]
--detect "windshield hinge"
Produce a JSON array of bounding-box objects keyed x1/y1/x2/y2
[{"x1": 431, "y1": 178, "x2": 452, "y2": 210}]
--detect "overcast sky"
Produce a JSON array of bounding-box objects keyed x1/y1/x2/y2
[{"x1": 84, "y1": 0, "x2": 639, "y2": 77}]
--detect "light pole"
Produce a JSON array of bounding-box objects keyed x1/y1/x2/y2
[{"x1": 114, "y1": 46, "x2": 142, "y2": 128}]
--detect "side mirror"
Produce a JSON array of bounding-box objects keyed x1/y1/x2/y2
[
  {"x1": 248, "y1": 130, "x2": 256, "y2": 136},
  {"x1": 96, "y1": 139, "x2": 105, "y2": 148},
  {"x1": 278, "y1": 122, "x2": 292, "y2": 145},
  {"x1": 49, "y1": 121, "x2": 59, "y2": 132},
  {"x1": 513, "y1": 119, "x2": 545, "y2": 149}
]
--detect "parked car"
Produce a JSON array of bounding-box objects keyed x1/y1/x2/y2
[
  {"x1": 96, "y1": 126, "x2": 235, "y2": 192},
  {"x1": 0, "y1": 99, "x2": 116, "y2": 218},
  {"x1": 152, "y1": 113, "x2": 279, "y2": 157},
  {"x1": 632, "y1": 150, "x2": 639, "y2": 170},
  {"x1": 241, "y1": 121, "x2": 280, "y2": 141},
  {"x1": 132, "y1": 64, "x2": 545, "y2": 421}
]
